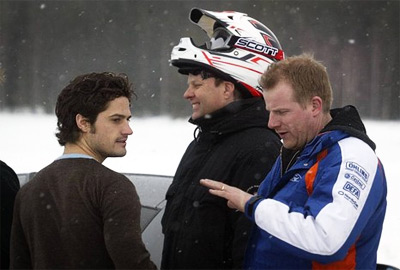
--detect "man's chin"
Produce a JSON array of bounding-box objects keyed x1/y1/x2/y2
[
  {"x1": 191, "y1": 113, "x2": 200, "y2": 120},
  {"x1": 282, "y1": 141, "x2": 294, "y2": 150},
  {"x1": 108, "y1": 151, "x2": 127, "y2": 158}
]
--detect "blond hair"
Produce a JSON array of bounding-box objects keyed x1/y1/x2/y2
[{"x1": 260, "y1": 53, "x2": 333, "y2": 113}]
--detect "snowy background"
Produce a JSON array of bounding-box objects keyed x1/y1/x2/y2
[{"x1": 0, "y1": 112, "x2": 399, "y2": 268}]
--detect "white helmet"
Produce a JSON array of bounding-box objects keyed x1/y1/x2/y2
[{"x1": 170, "y1": 8, "x2": 285, "y2": 97}]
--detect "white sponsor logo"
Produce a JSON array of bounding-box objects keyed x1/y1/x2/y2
[
  {"x1": 290, "y1": 173, "x2": 301, "y2": 183},
  {"x1": 343, "y1": 181, "x2": 361, "y2": 199},
  {"x1": 235, "y1": 38, "x2": 279, "y2": 56},
  {"x1": 338, "y1": 191, "x2": 359, "y2": 209},
  {"x1": 345, "y1": 173, "x2": 366, "y2": 190},
  {"x1": 345, "y1": 162, "x2": 369, "y2": 182}
]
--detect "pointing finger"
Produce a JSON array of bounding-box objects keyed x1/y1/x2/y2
[{"x1": 200, "y1": 179, "x2": 224, "y2": 190}]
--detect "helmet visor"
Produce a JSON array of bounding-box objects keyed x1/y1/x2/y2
[{"x1": 206, "y1": 27, "x2": 232, "y2": 50}]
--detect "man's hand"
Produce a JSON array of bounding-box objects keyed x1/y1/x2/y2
[{"x1": 200, "y1": 179, "x2": 253, "y2": 212}]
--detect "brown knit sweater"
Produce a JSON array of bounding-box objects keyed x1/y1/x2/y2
[{"x1": 10, "y1": 158, "x2": 156, "y2": 269}]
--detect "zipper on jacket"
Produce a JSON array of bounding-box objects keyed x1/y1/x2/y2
[
  {"x1": 266, "y1": 148, "x2": 301, "y2": 199},
  {"x1": 280, "y1": 147, "x2": 301, "y2": 177}
]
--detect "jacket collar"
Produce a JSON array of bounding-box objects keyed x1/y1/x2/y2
[
  {"x1": 189, "y1": 98, "x2": 271, "y2": 136},
  {"x1": 322, "y1": 105, "x2": 375, "y2": 150},
  {"x1": 281, "y1": 105, "x2": 375, "y2": 172}
]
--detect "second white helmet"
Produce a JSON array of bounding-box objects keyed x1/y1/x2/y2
[{"x1": 171, "y1": 8, "x2": 285, "y2": 97}]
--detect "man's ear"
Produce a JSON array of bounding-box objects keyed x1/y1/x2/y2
[
  {"x1": 310, "y1": 96, "x2": 323, "y2": 116},
  {"x1": 224, "y1": 81, "x2": 235, "y2": 98},
  {"x1": 76, "y1": 114, "x2": 91, "y2": 133}
]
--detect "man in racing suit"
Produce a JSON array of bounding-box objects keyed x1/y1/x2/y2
[{"x1": 201, "y1": 54, "x2": 387, "y2": 269}]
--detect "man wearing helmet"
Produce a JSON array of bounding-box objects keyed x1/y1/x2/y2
[{"x1": 161, "y1": 8, "x2": 283, "y2": 269}]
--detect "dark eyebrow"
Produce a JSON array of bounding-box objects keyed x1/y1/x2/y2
[{"x1": 109, "y1": 113, "x2": 131, "y2": 120}]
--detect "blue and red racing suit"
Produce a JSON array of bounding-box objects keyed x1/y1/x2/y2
[{"x1": 244, "y1": 106, "x2": 387, "y2": 270}]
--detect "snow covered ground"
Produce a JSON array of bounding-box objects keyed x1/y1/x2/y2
[{"x1": 1, "y1": 112, "x2": 399, "y2": 267}]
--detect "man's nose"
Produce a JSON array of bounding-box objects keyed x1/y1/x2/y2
[
  {"x1": 268, "y1": 114, "x2": 279, "y2": 130},
  {"x1": 124, "y1": 122, "x2": 133, "y2": 135},
  {"x1": 183, "y1": 86, "x2": 193, "y2": 99}
]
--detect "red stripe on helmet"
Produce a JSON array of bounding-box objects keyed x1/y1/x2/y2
[
  {"x1": 201, "y1": 51, "x2": 263, "y2": 75},
  {"x1": 201, "y1": 51, "x2": 263, "y2": 97},
  {"x1": 275, "y1": 50, "x2": 285, "y2": 61},
  {"x1": 201, "y1": 51, "x2": 214, "y2": 66},
  {"x1": 210, "y1": 58, "x2": 264, "y2": 75},
  {"x1": 239, "y1": 81, "x2": 262, "y2": 97}
]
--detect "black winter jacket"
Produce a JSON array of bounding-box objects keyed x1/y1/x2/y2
[
  {"x1": 1, "y1": 161, "x2": 20, "y2": 269},
  {"x1": 161, "y1": 98, "x2": 281, "y2": 269}
]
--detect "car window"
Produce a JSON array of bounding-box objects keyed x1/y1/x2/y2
[{"x1": 140, "y1": 206, "x2": 161, "y2": 231}]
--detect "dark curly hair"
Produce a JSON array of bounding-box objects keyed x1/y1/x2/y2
[{"x1": 55, "y1": 72, "x2": 135, "y2": 146}]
